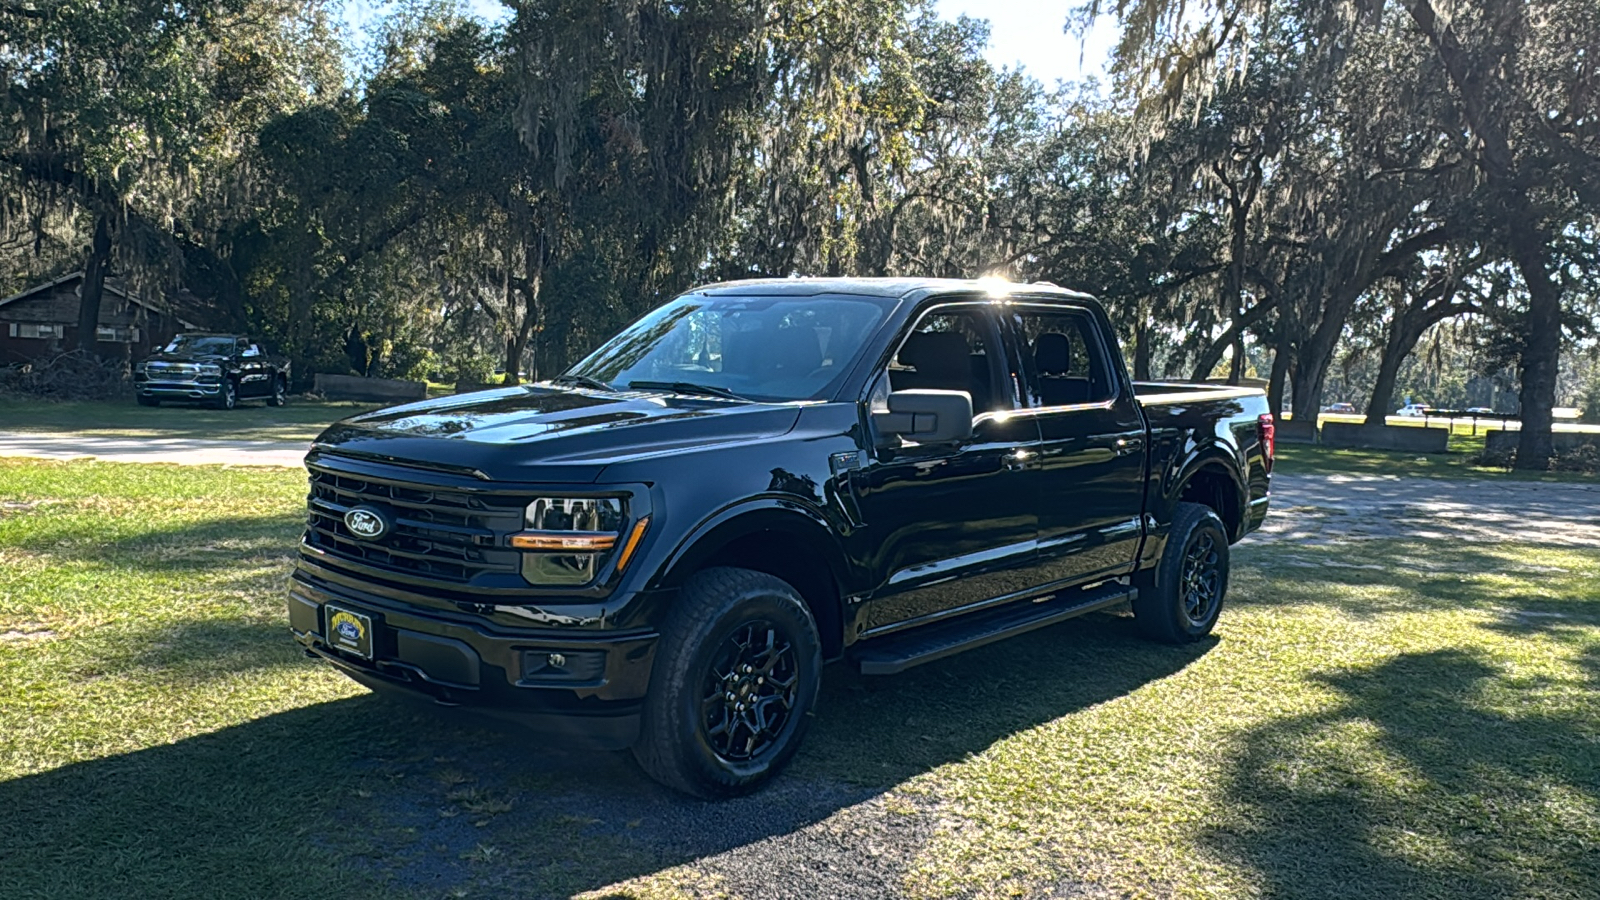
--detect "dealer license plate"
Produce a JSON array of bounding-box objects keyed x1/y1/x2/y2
[{"x1": 325, "y1": 605, "x2": 373, "y2": 660}]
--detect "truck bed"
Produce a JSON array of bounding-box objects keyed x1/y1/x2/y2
[{"x1": 1131, "y1": 381, "x2": 1268, "y2": 405}]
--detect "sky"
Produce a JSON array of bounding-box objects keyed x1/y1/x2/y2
[{"x1": 338, "y1": 1, "x2": 1118, "y2": 86}]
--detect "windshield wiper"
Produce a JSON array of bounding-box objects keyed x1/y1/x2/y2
[
  {"x1": 626, "y1": 380, "x2": 747, "y2": 400},
  {"x1": 552, "y1": 374, "x2": 613, "y2": 391}
]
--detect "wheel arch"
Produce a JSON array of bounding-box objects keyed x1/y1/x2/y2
[
  {"x1": 651, "y1": 502, "x2": 851, "y2": 659},
  {"x1": 1172, "y1": 453, "x2": 1246, "y2": 542}
]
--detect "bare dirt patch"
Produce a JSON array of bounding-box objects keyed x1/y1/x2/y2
[{"x1": 1259, "y1": 474, "x2": 1600, "y2": 549}]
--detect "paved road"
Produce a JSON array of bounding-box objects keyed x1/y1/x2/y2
[{"x1": 0, "y1": 431, "x2": 309, "y2": 468}]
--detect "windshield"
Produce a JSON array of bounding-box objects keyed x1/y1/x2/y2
[
  {"x1": 565, "y1": 293, "x2": 888, "y2": 402},
  {"x1": 164, "y1": 335, "x2": 236, "y2": 356}
]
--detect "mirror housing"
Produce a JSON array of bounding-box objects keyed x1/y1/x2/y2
[{"x1": 871, "y1": 389, "x2": 974, "y2": 443}]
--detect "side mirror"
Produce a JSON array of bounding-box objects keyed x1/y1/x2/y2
[{"x1": 871, "y1": 389, "x2": 974, "y2": 443}]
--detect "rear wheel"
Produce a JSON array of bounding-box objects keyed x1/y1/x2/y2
[
  {"x1": 1133, "y1": 502, "x2": 1229, "y2": 643},
  {"x1": 632, "y1": 567, "x2": 821, "y2": 798}
]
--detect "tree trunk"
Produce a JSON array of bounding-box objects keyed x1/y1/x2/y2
[
  {"x1": 1364, "y1": 318, "x2": 1416, "y2": 425},
  {"x1": 1133, "y1": 314, "x2": 1152, "y2": 381},
  {"x1": 1290, "y1": 337, "x2": 1338, "y2": 423},
  {"x1": 76, "y1": 213, "x2": 113, "y2": 354},
  {"x1": 503, "y1": 335, "x2": 526, "y2": 386},
  {"x1": 1509, "y1": 232, "x2": 1562, "y2": 469},
  {"x1": 1267, "y1": 317, "x2": 1292, "y2": 417}
]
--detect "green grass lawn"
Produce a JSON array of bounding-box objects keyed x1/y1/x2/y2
[
  {"x1": 2, "y1": 458, "x2": 1596, "y2": 899},
  {"x1": 0, "y1": 396, "x2": 379, "y2": 443}
]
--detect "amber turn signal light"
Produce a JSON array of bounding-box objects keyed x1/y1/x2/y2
[
  {"x1": 508, "y1": 531, "x2": 618, "y2": 551},
  {"x1": 613, "y1": 517, "x2": 651, "y2": 573}
]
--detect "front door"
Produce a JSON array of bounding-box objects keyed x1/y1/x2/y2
[
  {"x1": 851, "y1": 303, "x2": 1043, "y2": 634},
  {"x1": 1005, "y1": 303, "x2": 1147, "y2": 586}
]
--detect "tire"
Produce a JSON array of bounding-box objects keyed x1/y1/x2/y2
[
  {"x1": 632, "y1": 567, "x2": 822, "y2": 798},
  {"x1": 136, "y1": 395, "x2": 159, "y2": 407},
  {"x1": 1133, "y1": 502, "x2": 1230, "y2": 644},
  {"x1": 267, "y1": 377, "x2": 287, "y2": 407},
  {"x1": 213, "y1": 379, "x2": 238, "y2": 410}
]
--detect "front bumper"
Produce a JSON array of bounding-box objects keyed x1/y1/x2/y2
[
  {"x1": 135, "y1": 378, "x2": 223, "y2": 399},
  {"x1": 287, "y1": 570, "x2": 658, "y2": 749}
]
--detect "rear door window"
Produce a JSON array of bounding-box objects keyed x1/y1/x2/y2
[{"x1": 1012, "y1": 308, "x2": 1116, "y2": 407}]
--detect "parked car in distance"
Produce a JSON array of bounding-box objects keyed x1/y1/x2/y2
[
  {"x1": 134, "y1": 333, "x2": 290, "y2": 409},
  {"x1": 1322, "y1": 402, "x2": 1356, "y2": 414},
  {"x1": 288, "y1": 277, "x2": 1274, "y2": 797},
  {"x1": 1395, "y1": 403, "x2": 1433, "y2": 417}
]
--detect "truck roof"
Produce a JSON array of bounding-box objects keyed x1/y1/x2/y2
[{"x1": 687, "y1": 276, "x2": 1096, "y2": 302}]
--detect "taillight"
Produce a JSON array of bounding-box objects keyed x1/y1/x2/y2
[{"x1": 1257, "y1": 413, "x2": 1276, "y2": 473}]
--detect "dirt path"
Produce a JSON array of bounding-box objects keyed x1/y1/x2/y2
[
  {"x1": 1259, "y1": 472, "x2": 1600, "y2": 548},
  {"x1": 3, "y1": 430, "x2": 1595, "y2": 548},
  {"x1": 0, "y1": 431, "x2": 309, "y2": 468}
]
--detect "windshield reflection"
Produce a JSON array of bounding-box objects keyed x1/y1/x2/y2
[{"x1": 566, "y1": 294, "x2": 887, "y2": 402}]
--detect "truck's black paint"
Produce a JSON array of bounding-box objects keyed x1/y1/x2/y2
[
  {"x1": 134, "y1": 333, "x2": 290, "y2": 408},
  {"x1": 287, "y1": 278, "x2": 1271, "y2": 753}
]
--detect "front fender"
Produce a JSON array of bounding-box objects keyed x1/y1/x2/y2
[{"x1": 647, "y1": 498, "x2": 855, "y2": 594}]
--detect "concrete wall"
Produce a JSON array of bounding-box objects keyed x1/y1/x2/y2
[
  {"x1": 1485, "y1": 430, "x2": 1600, "y2": 453},
  {"x1": 1322, "y1": 422, "x2": 1449, "y2": 453},
  {"x1": 314, "y1": 373, "x2": 427, "y2": 403},
  {"x1": 1277, "y1": 419, "x2": 1319, "y2": 444}
]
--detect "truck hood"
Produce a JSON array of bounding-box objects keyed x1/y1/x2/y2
[
  {"x1": 310, "y1": 384, "x2": 805, "y2": 483},
  {"x1": 141, "y1": 351, "x2": 231, "y2": 364}
]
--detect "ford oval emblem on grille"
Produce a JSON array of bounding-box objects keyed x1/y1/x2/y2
[{"x1": 344, "y1": 506, "x2": 391, "y2": 540}]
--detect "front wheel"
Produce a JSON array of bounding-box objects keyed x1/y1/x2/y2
[
  {"x1": 1133, "y1": 502, "x2": 1230, "y2": 643},
  {"x1": 267, "y1": 377, "x2": 287, "y2": 407},
  {"x1": 632, "y1": 567, "x2": 821, "y2": 798},
  {"x1": 213, "y1": 379, "x2": 238, "y2": 410}
]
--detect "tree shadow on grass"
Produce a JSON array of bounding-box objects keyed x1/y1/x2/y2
[
  {"x1": 1201, "y1": 648, "x2": 1600, "y2": 900},
  {"x1": 9, "y1": 511, "x2": 305, "y2": 575},
  {"x1": 0, "y1": 615, "x2": 1207, "y2": 900},
  {"x1": 1233, "y1": 540, "x2": 1597, "y2": 619}
]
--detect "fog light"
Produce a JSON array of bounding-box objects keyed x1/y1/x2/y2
[{"x1": 520, "y1": 649, "x2": 606, "y2": 685}]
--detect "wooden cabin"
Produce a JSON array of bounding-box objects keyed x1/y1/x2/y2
[{"x1": 0, "y1": 272, "x2": 198, "y2": 366}]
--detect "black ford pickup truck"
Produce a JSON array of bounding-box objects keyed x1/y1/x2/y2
[
  {"x1": 134, "y1": 333, "x2": 290, "y2": 409},
  {"x1": 288, "y1": 278, "x2": 1272, "y2": 796}
]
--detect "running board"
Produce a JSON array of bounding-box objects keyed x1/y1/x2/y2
[{"x1": 852, "y1": 584, "x2": 1137, "y2": 676}]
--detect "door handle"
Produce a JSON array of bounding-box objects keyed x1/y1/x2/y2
[
  {"x1": 1114, "y1": 437, "x2": 1144, "y2": 457},
  {"x1": 1003, "y1": 448, "x2": 1035, "y2": 471}
]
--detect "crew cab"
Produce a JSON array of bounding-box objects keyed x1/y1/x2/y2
[
  {"x1": 286, "y1": 278, "x2": 1273, "y2": 796},
  {"x1": 134, "y1": 333, "x2": 290, "y2": 409}
]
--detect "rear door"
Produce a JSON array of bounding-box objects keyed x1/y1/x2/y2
[
  {"x1": 238, "y1": 338, "x2": 268, "y2": 396},
  {"x1": 1003, "y1": 302, "x2": 1147, "y2": 585},
  {"x1": 851, "y1": 301, "x2": 1043, "y2": 633}
]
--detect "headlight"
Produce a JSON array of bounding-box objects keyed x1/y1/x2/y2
[
  {"x1": 511, "y1": 498, "x2": 648, "y2": 586},
  {"x1": 198, "y1": 363, "x2": 222, "y2": 376}
]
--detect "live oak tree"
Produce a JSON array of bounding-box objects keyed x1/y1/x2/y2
[{"x1": 1082, "y1": 0, "x2": 1600, "y2": 467}]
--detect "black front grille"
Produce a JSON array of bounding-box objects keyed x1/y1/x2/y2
[{"x1": 305, "y1": 467, "x2": 527, "y2": 586}]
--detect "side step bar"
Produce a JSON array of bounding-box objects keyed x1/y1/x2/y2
[{"x1": 851, "y1": 584, "x2": 1137, "y2": 676}]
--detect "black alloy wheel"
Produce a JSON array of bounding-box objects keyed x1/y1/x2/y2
[
  {"x1": 215, "y1": 379, "x2": 238, "y2": 410},
  {"x1": 1180, "y1": 529, "x2": 1222, "y2": 627},
  {"x1": 700, "y1": 620, "x2": 801, "y2": 763},
  {"x1": 1132, "y1": 501, "x2": 1230, "y2": 643},
  {"x1": 268, "y1": 377, "x2": 287, "y2": 407},
  {"x1": 633, "y1": 567, "x2": 821, "y2": 798}
]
